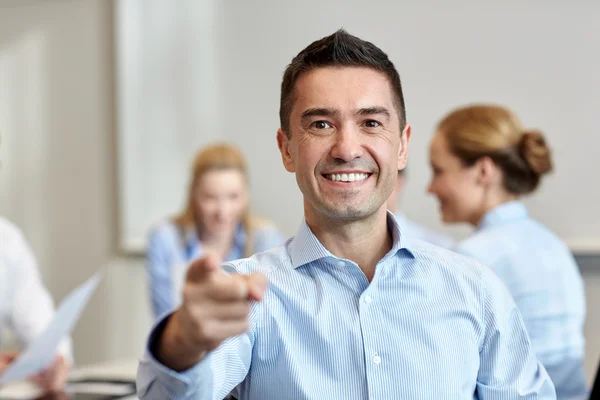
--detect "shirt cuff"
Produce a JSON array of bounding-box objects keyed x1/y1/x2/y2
[{"x1": 137, "y1": 313, "x2": 213, "y2": 399}]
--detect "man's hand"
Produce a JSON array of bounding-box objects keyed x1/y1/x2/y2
[
  {"x1": 28, "y1": 354, "x2": 70, "y2": 393},
  {"x1": 156, "y1": 253, "x2": 268, "y2": 371},
  {"x1": 0, "y1": 351, "x2": 18, "y2": 373}
]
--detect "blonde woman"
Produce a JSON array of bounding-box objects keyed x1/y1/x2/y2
[
  {"x1": 146, "y1": 143, "x2": 284, "y2": 319},
  {"x1": 428, "y1": 104, "x2": 586, "y2": 399}
]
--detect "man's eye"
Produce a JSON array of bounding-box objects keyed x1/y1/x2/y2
[
  {"x1": 310, "y1": 121, "x2": 332, "y2": 129},
  {"x1": 364, "y1": 120, "x2": 381, "y2": 128}
]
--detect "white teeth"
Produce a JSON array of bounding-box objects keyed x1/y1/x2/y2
[{"x1": 328, "y1": 173, "x2": 369, "y2": 182}]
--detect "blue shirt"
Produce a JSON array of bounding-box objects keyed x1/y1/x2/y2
[
  {"x1": 146, "y1": 220, "x2": 285, "y2": 319},
  {"x1": 394, "y1": 212, "x2": 454, "y2": 248},
  {"x1": 455, "y1": 201, "x2": 587, "y2": 399},
  {"x1": 137, "y1": 213, "x2": 555, "y2": 399}
]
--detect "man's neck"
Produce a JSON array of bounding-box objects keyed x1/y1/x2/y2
[{"x1": 305, "y1": 206, "x2": 392, "y2": 282}]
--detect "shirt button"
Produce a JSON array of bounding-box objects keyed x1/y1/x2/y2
[
  {"x1": 373, "y1": 355, "x2": 381, "y2": 365},
  {"x1": 364, "y1": 295, "x2": 372, "y2": 304},
  {"x1": 336, "y1": 261, "x2": 345, "y2": 267}
]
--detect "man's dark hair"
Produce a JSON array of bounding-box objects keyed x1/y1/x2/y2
[{"x1": 279, "y1": 29, "x2": 407, "y2": 137}]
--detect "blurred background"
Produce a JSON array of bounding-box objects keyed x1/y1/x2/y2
[{"x1": 0, "y1": 0, "x2": 598, "y2": 384}]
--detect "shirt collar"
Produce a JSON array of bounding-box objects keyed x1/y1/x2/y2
[
  {"x1": 289, "y1": 211, "x2": 415, "y2": 269},
  {"x1": 478, "y1": 200, "x2": 528, "y2": 230}
]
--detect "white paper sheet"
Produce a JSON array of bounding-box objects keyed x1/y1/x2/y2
[{"x1": 0, "y1": 272, "x2": 102, "y2": 385}]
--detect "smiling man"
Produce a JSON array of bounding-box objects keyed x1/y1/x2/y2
[{"x1": 136, "y1": 30, "x2": 555, "y2": 399}]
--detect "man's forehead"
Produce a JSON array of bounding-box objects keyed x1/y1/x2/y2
[
  {"x1": 296, "y1": 66, "x2": 391, "y2": 89},
  {"x1": 293, "y1": 67, "x2": 395, "y2": 111}
]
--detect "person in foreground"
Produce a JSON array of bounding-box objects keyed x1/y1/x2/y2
[
  {"x1": 387, "y1": 168, "x2": 454, "y2": 248},
  {"x1": 0, "y1": 217, "x2": 72, "y2": 393},
  {"x1": 137, "y1": 30, "x2": 555, "y2": 399},
  {"x1": 428, "y1": 104, "x2": 587, "y2": 399},
  {"x1": 146, "y1": 143, "x2": 284, "y2": 320}
]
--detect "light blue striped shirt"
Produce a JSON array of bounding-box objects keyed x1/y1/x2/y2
[
  {"x1": 455, "y1": 201, "x2": 587, "y2": 399},
  {"x1": 146, "y1": 221, "x2": 285, "y2": 319},
  {"x1": 137, "y1": 213, "x2": 555, "y2": 399},
  {"x1": 394, "y1": 211, "x2": 454, "y2": 248}
]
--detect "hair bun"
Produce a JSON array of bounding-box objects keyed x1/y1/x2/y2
[{"x1": 519, "y1": 130, "x2": 552, "y2": 175}]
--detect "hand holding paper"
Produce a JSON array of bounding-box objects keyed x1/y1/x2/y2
[
  {"x1": 28, "y1": 354, "x2": 70, "y2": 392},
  {"x1": 0, "y1": 272, "x2": 102, "y2": 386},
  {"x1": 0, "y1": 352, "x2": 18, "y2": 374}
]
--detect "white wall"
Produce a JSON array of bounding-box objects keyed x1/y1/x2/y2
[
  {"x1": 0, "y1": 0, "x2": 114, "y2": 364},
  {"x1": 118, "y1": 0, "x2": 600, "y2": 252},
  {"x1": 0, "y1": 0, "x2": 598, "y2": 385},
  {"x1": 114, "y1": 0, "x2": 223, "y2": 252}
]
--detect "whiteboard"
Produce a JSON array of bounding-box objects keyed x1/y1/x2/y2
[{"x1": 115, "y1": 0, "x2": 600, "y2": 254}]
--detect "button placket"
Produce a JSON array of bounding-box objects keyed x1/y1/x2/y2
[{"x1": 372, "y1": 353, "x2": 381, "y2": 365}]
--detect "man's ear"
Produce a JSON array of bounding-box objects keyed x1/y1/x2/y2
[
  {"x1": 277, "y1": 128, "x2": 295, "y2": 173},
  {"x1": 397, "y1": 123, "x2": 412, "y2": 170}
]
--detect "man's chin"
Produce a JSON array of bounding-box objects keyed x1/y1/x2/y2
[{"x1": 319, "y1": 203, "x2": 379, "y2": 221}]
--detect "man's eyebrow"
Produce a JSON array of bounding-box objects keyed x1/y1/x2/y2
[
  {"x1": 300, "y1": 108, "x2": 341, "y2": 119},
  {"x1": 356, "y1": 106, "x2": 391, "y2": 118}
]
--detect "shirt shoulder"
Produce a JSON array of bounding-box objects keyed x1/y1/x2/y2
[
  {"x1": 406, "y1": 239, "x2": 508, "y2": 307},
  {"x1": 248, "y1": 217, "x2": 284, "y2": 238},
  {"x1": 457, "y1": 218, "x2": 572, "y2": 267},
  {"x1": 148, "y1": 219, "x2": 180, "y2": 239},
  {"x1": 457, "y1": 219, "x2": 536, "y2": 269},
  {"x1": 410, "y1": 238, "x2": 485, "y2": 276},
  {"x1": 147, "y1": 220, "x2": 184, "y2": 248},
  {"x1": 0, "y1": 217, "x2": 30, "y2": 264},
  {"x1": 146, "y1": 220, "x2": 187, "y2": 265},
  {"x1": 409, "y1": 239, "x2": 520, "y2": 331},
  {"x1": 252, "y1": 222, "x2": 285, "y2": 249},
  {"x1": 0, "y1": 217, "x2": 25, "y2": 246},
  {"x1": 456, "y1": 228, "x2": 508, "y2": 262}
]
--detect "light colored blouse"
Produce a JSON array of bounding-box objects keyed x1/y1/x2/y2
[{"x1": 456, "y1": 201, "x2": 587, "y2": 399}]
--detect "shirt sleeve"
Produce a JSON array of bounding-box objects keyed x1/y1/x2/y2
[
  {"x1": 137, "y1": 309, "x2": 255, "y2": 400},
  {"x1": 253, "y1": 226, "x2": 286, "y2": 253},
  {"x1": 8, "y1": 229, "x2": 74, "y2": 364},
  {"x1": 476, "y1": 267, "x2": 556, "y2": 399},
  {"x1": 146, "y1": 227, "x2": 176, "y2": 320}
]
